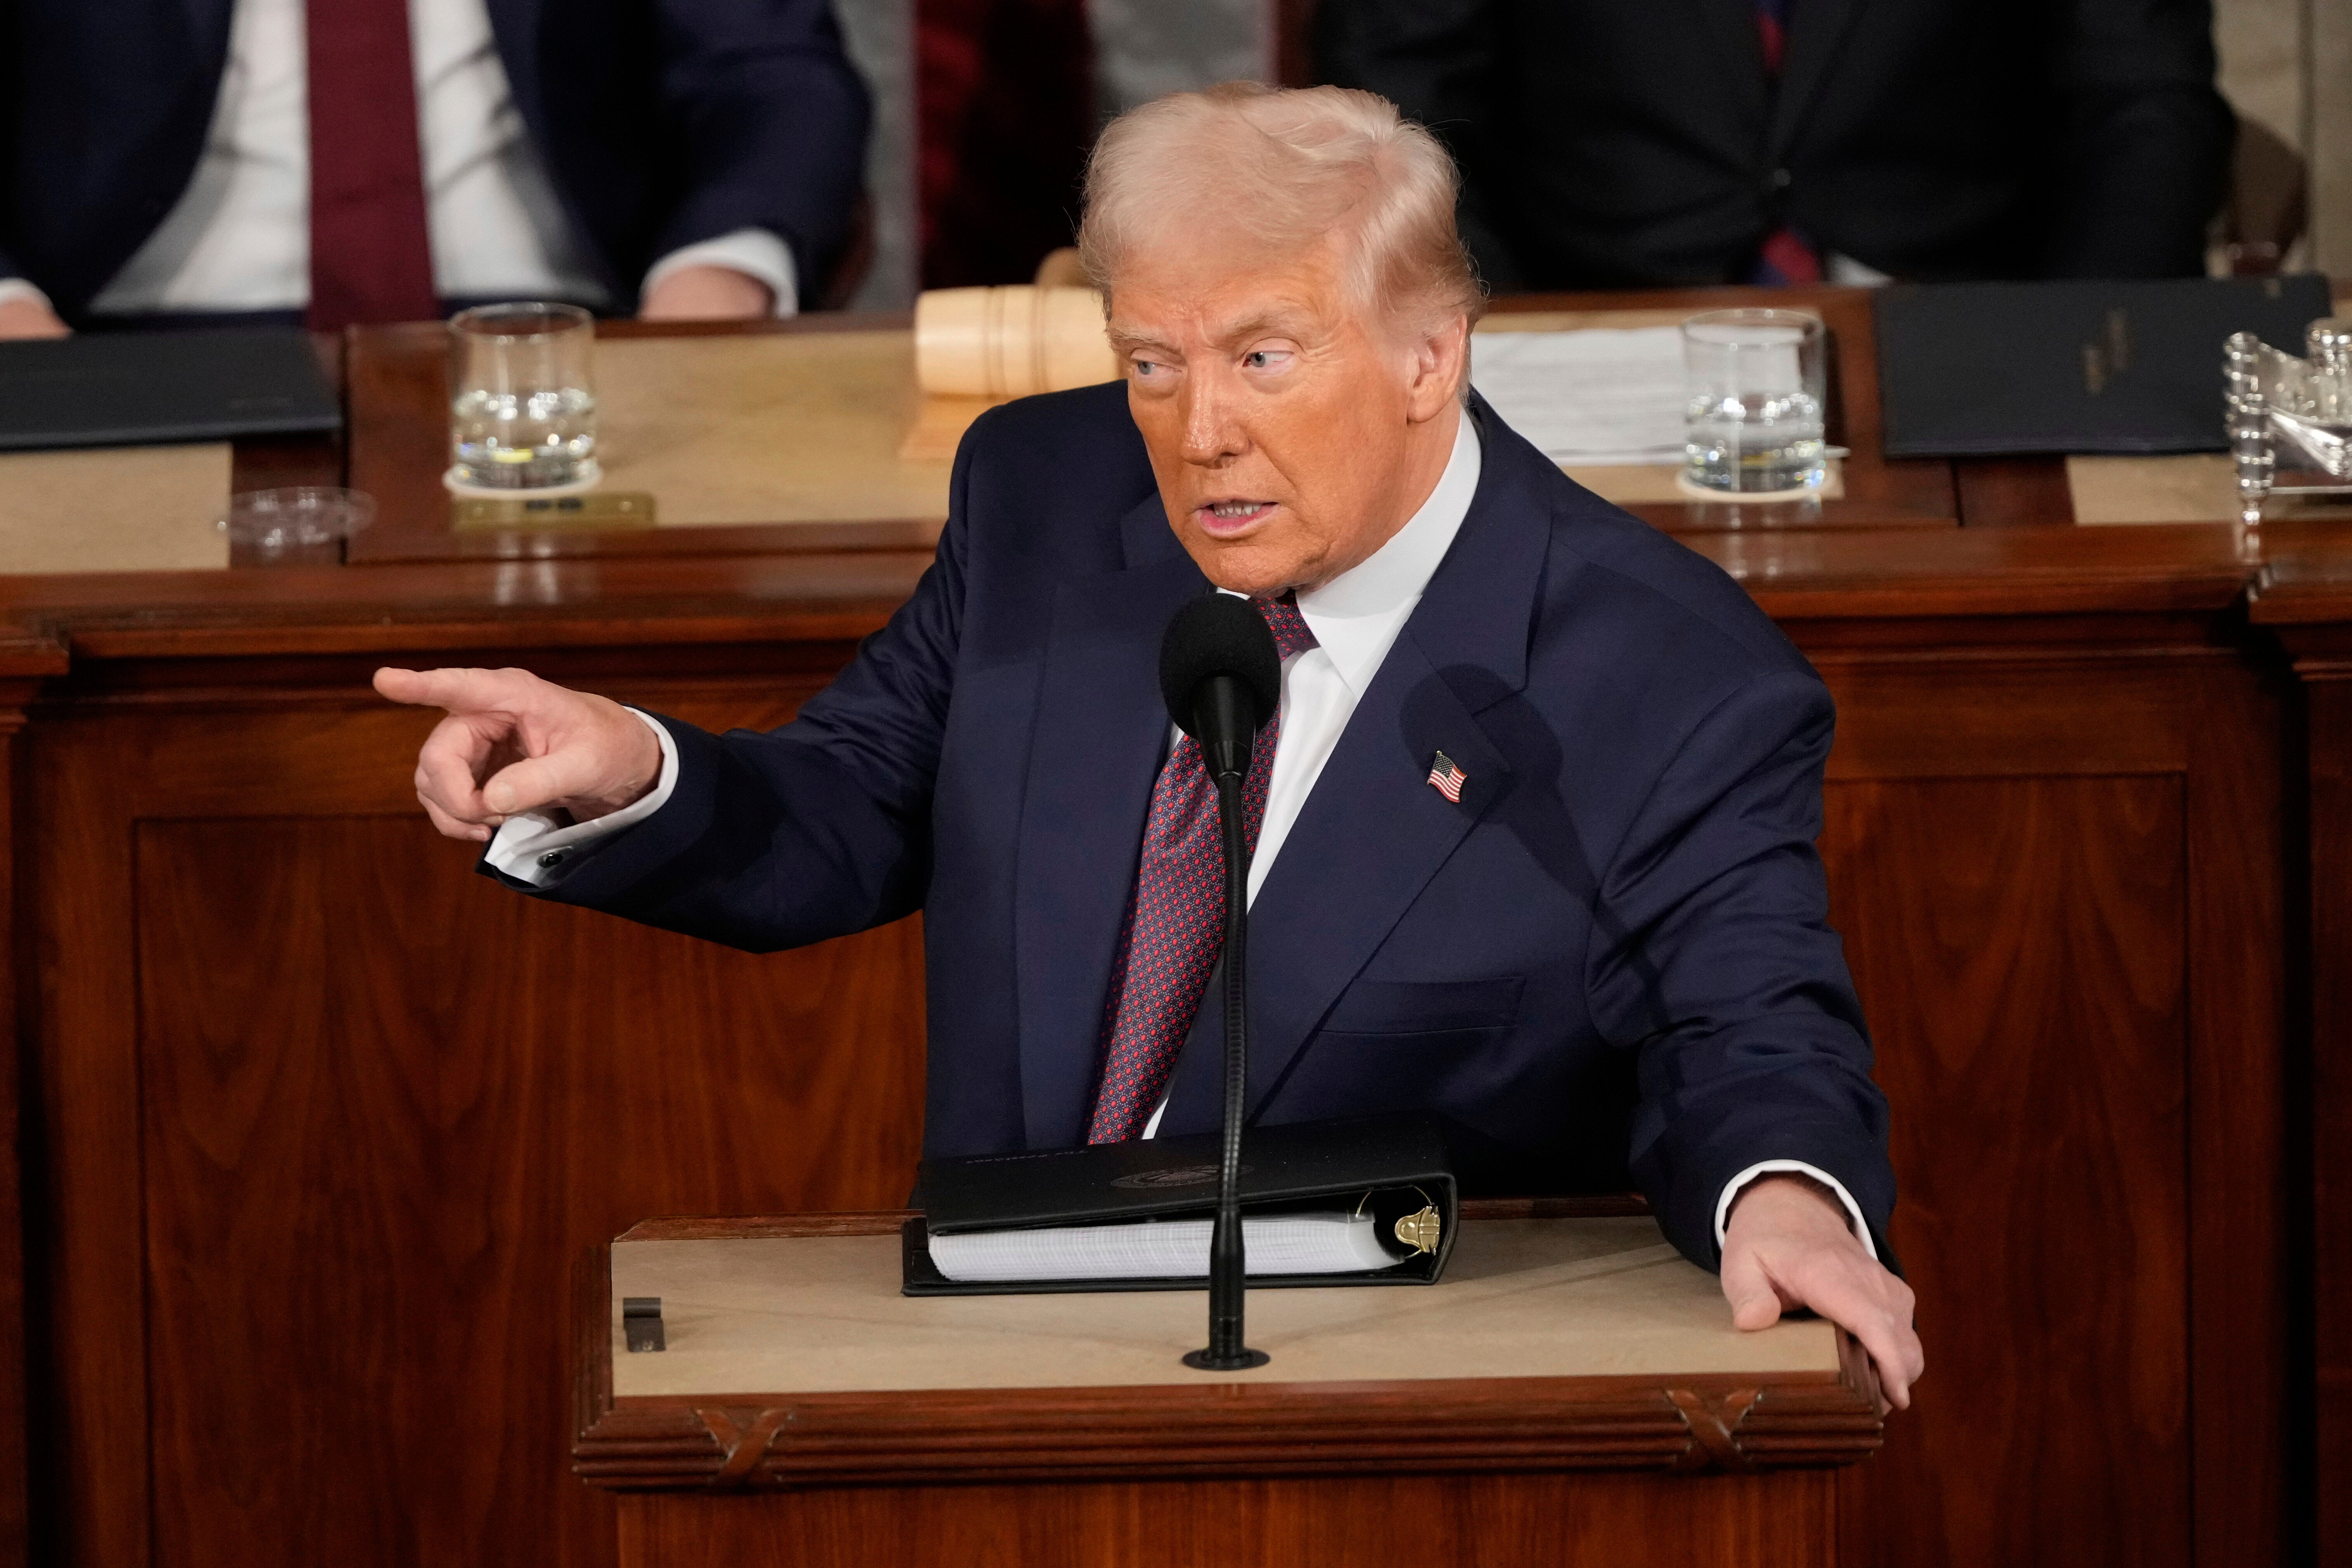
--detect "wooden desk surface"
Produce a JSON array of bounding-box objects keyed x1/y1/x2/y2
[
  {"x1": 576, "y1": 1208, "x2": 1879, "y2": 1492},
  {"x1": 608, "y1": 1214, "x2": 1838, "y2": 1397}
]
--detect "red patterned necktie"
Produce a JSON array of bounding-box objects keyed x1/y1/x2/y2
[
  {"x1": 304, "y1": 0, "x2": 441, "y2": 329},
  {"x1": 1085, "y1": 595, "x2": 1319, "y2": 1143}
]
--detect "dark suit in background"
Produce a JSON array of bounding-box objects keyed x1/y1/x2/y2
[
  {"x1": 1317, "y1": 0, "x2": 2235, "y2": 289},
  {"x1": 498, "y1": 383, "x2": 1897, "y2": 1270},
  {"x1": 0, "y1": 0, "x2": 869, "y2": 320}
]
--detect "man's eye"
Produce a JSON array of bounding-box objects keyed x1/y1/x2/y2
[
  {"x1": 1244, "y1": 350, "x2": 1289, "y2": 370},
  {"x1": 1133, "y1": 359, "x2": 1162, "y2": 376}
]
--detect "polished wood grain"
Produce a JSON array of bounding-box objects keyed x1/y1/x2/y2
[
  {"x1": 613, "y1": 1471, "x2": 1835, "y2": 1568},
  {"x1": 1952, "y1": 454, "x2": 2074, "y2": 528},
  {"x1": 2245, "y1": 602, "x2": 2351, "y2": 1568},
  {"x1": 1825, "y1": 776, "x2": 2190, "y2": 1567},
  {"x1": 1804, "y1": 646, "x2": 2286, "y2": 1568},
  {"x1": 0, "y1": 681, "x2": 39, "y2": 1568},
  {"x1": 23, "y1": 669, "x2": 924, "y2": 1568}
]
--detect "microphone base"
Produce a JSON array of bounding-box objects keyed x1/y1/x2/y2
[{"x1": 1182, "y1": 1347, "x2": 1272, "y2": 1372}]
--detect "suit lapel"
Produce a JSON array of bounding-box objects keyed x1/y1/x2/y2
[
  {"x1": 1160, "y1": 402, "x2": 1556, "y2": 1133},
  {"x1": 1769, "y1": 0, "x2": 1863, "y2": 156},
  {"x1": 1012, "y1": 494, "x2": 1207, "y2": 1150}
]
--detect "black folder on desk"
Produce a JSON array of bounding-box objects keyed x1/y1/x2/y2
[
  {"x1": 1873, "y1": 274, "x2": 2333, "y2": 458},
  {"x1": 0, "y1": 328, "x2": 341, "y2": 452},
  {"x1": 903, "y1": 1113, "x2": 1461, "y2": 1296}
]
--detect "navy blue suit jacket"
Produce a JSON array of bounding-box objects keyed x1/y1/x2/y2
[
  {"x1": 0, "y1": 0, "x2": 868, "y2": 320},
  {"x1": 518, "y1": 385, "x2": 1895, "y2": 1269}
]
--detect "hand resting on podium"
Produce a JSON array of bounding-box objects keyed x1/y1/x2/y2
[{"x1": 1726, "y1": 1173, "x2": 1922, "y2": 1412}]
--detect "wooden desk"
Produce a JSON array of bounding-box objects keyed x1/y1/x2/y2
[
  {"x1": 0, "y1": 296, "x2": 2321, "y2": 1568},
  {"x1": 575, "y1": 1208, "x2": 1879, "y2": 1568}
]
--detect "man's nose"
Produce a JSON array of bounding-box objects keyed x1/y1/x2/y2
[{"x1": 1178, "y1": 374, "x2": 1246, "y2": 464}]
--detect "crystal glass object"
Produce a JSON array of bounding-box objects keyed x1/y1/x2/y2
[
  {"x1": 2227, "y1": 318, "x2": 2352, "y2": 524},
  {"x1": 447, "y1": 302, "x2": 598, "y2": 493},
  {"x1": 1681, "y1": 309, "x2": 1828, "y2": 494},
  {"x1": 216, "y1": 487, "x2": 375, "y2": 558}
]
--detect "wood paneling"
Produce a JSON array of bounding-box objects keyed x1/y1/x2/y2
[
  {"x1": 1822, "y1": 776, "x2": 2191, "y2": 1568},
  {"x1": 614, "y1": 1472, "x2": 1834, "y2": 1568},
  {"x1": 135, "y1": 818, "x2": 923, "y2": 1568},
  {"x1": 24, "y1": 674, "x2": 926, "y2": 1568}
]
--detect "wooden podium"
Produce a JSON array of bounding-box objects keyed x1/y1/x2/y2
[{"x1": 573, "y1": 1203, "x2": 1883, "y2": 1568}]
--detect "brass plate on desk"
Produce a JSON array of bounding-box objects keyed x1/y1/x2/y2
[{"x1": 451, "y1": 492, "x2": 658, "y2": 532}]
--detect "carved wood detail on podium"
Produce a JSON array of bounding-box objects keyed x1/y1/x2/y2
[{"x1": 572, "y1": 1222, "x2": 1883, "y2": 1494}]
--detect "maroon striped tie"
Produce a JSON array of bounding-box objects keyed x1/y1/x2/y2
[
  {"x1": 1085, "y1": 595, "x2": 1318, "y2": 1143},
  {"x1": 304, "y1": 0, "x2": 440, "y2": 329}
]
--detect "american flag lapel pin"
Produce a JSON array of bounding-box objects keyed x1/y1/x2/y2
[{"x1": 1426, "y1": 750, "x2": 1468, "y2": 804}]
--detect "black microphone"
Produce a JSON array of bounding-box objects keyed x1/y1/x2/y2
[{"x1": 1158, "y1": 592, "x2": 1280, "y2": 1372}]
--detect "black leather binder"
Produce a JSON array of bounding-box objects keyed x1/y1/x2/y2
[
  {"x1": 0, "y1": 327, "x2": 341, "y2": 452},
  {"x1": 1872, "y1": 274, "x2": 2333, "y2": 457},
  {"x1": 903, "y1": 1113, "x2": 1461, "y2": 1296}
]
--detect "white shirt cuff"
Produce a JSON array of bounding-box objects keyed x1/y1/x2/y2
[
  {"x1": 483, "y1": 709, "x2": 678, "y2": 887},
  {"x1": 0, "y1": 278, "x2": 55, "y2": 313},
  {"x1": 641, "y1": 228, "x2": 799, "y2": 318},
  {"x1": 1714, "y1": 1160, "x2": 1880, "y2": 1262}
]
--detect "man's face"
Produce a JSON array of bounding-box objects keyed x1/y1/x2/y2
[{"x1": 1107, "y1": 236, "x2": 1463, "y2": 596}]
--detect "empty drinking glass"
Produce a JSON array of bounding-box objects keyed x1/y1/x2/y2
[
  {"x1": 1682, "y1": 309, "x2": 1827, "y2": 494},
  {"x1": 447, "y1": 302, "x2": 598, "y2": 492}
]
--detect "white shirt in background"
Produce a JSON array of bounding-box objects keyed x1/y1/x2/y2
[{"x1": 0, "y1": 0, "x2": 795, "y2": 318}]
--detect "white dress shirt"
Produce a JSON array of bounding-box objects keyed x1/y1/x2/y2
[
  {"x1": 487, "y1": 406, "x2": 1873, "y2": 1259},
  {"x1": 0, "y1": 0, "x2": 795, "y2": 318}
]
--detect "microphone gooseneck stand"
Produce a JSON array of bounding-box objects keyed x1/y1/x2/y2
[{"x1": 1181, "y1": 678, "x2": 1271, "y2": 1372}]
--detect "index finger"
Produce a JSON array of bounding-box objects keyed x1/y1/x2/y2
[{"x1": 375, "y1": 666, "x2": 522, "y2": 715}]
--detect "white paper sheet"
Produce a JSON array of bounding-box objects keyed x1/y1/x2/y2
[
  {"x1": 928, "y1": 1210, "x2": 1398, "y2": 1283},
  {"x1": 1471, "y1": 327, "x2": 1689, "y2": 465}
]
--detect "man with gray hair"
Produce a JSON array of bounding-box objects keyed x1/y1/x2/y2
[{"x1": 377, "y1": 84, "x2": 1922, "y2": 1405}]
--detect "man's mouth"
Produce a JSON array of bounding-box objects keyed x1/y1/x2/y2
[{"x1": 1195, "y1": 500, "x2": 1277, "y2": 536}]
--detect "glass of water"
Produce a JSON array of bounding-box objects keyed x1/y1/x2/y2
[
  {"x1": 1681, "y1": 308, "x2": 1827, "y2": 494},
  {"x1": 447, "y1": 302, "x2": 598, "y2": 492}
]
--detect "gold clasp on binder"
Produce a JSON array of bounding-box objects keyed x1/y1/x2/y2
[{"x1": 1394, "y1": 1205, "x2": 1442, "y2": 1255}]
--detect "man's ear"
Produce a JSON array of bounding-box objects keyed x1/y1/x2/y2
[{"x1": 1405, "y1": 315, "x2": 1471, "y2": 424}]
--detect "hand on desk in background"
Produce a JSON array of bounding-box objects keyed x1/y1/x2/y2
[
  {"x1": 374, "y1": 666, "x2": 663, "y2": 842},
  {"x1": 0, "y1": 295, "x2": 70, "y2": 338},
  {"x1": 639, "y1": 264, "x2": 774, "y2": 321},
  {"x1": 1724, "y1": 1174, "x2": 1923, "y2": 1415}
]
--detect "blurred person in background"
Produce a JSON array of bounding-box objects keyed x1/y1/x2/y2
[
  {"x1": 1317, "y1": 0, "x2": 2233, "y2": 291},
  {"x1": 0, "y1": 0, "x2": 869, "y2": 338}
]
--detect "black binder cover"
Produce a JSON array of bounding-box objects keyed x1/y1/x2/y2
[
  {"x1": 0, "y1": 328, "x2": 342, "y2": 452},
  {"x1": 903, "y1": 1114, "x2": 1461, "y2": 1296},
  {"x1": 1872, "y1": 274, "x2": 2333, "y2": 458}
]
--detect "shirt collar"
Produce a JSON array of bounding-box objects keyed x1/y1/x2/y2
[{"x1": 1295, "y1": 409, "x2": 1483, "y2": 698}]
